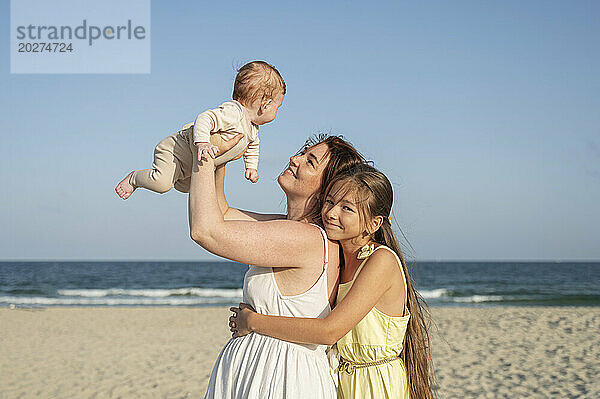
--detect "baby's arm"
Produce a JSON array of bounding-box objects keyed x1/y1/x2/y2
[
  {"x1": 243, "y1": 137, "x2": 260, "y2": 183},
  {"x1": 193, "y1": 102, "x2": 244, "y2": 160}
]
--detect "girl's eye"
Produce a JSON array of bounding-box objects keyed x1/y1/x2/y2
[
  {"x1": 343, "y1": 206, "x2": 354, "y2": 212},
  {"x1": 308, "y1": 159, "x2": 314, "y2": 166},
  {"x1": 324, "y1": 199, "x2": 334, "y2": 205}
]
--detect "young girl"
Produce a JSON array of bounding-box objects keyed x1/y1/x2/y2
[
  {"x1": 230, "y1": 164, "x2": 434, "y2": 399},
  {"x1": 115, "y1": 60, "x2": 285, "y2": 199}
]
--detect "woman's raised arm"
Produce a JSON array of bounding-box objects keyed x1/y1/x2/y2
[
  {"x1": 189, "y1": 151, "x2": 323, "y2": 269},
  {"x1": 214, "y1": 162, "x2": 286, "y2": 222}
]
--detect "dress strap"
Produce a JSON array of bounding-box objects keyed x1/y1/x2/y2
[{"x1": 309, "y1": 224, "x2": 329, "y2": 271}]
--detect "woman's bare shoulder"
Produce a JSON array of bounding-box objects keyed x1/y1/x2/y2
[{"x1": 326, "y1": 239, "x2": 341, "y2": 267}]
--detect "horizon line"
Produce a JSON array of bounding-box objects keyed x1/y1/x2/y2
[{"x1": 1, "y1": 259, "x2": 599, "y2": 263}]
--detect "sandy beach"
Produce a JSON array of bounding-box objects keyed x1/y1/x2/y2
[{"x1": 1, "y1": 307, "x2": 598, "y2": 398}]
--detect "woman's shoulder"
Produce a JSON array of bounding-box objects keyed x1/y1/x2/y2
[
  {"x1": 283, "y1": 221, "x2": 335, "y2": 253},
  {"x1": 308, "y1": 223, "x2": 339, "y2": 244},
  {"x1": 306, "y1": 223, "x2": 340, "y2": 267},
  {"x1": 326, "y1": 239, "x2": 341, "y2": 267}
]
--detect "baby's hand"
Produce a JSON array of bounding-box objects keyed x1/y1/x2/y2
[
  {"x1": 196, "y1": 142, "x2": 219, "y2": 161},
  {"x1": 245, "y1": 168, "x2": 259, "y2": 183}
]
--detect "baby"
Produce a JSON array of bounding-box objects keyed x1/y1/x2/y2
[{"x1": 115, "y1": 61, "x2": 286, "y2": 199}]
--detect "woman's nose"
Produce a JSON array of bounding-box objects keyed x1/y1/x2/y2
[{"x1": 289, "y1": 155, "x2": 300, "y2": 166}]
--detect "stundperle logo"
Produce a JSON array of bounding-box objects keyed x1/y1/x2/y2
[{"x1": 15, "y1": 20, "x2": 147, "y2": 46}]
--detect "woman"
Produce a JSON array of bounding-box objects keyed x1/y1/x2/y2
[
  {"x1": 189, "y1": 134, "x2": 365, "y2": 398},
  {"x1": 230, "y1": 164, "x2": 435, "y2": 399}
]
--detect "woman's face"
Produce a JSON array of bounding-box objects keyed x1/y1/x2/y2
[
  {"x1": 321, "y1": 181, "x2": 364, "y2": 241},
  {"x1": 278, "y1": 143, "x2": 330, "y2": 200}
]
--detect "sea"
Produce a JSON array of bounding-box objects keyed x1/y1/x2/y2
[{"x1": 1, "y1": 261, "x2": 599, "y2": 308}]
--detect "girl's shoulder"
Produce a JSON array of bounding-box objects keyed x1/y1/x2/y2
[
  {"x1": 346, "y1": 247, "x2": 402, "y2": 292},
  {"x1": 363, "y1": 245, "x2": 402, "y2": 272}
]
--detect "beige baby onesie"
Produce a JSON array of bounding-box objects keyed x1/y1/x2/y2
[{"x1": 130, "y1": 100, "x2": 259, "y2": 193}]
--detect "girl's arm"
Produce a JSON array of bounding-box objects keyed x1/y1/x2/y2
[
  {"x1": 231, "y1": 249, "x2": 400, "y2": 345},
  {"x1": 189, "y1": 152, "x2": 324, "y2": 269}
]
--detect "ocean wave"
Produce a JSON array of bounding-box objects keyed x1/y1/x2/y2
[
  {"x1": 419, "y1": 288, "x2": 448, "y2": 299},
  {"x1": 0, "y1": 295, "x2": 241, "y2": 306},
  {"x1": 453, "y1": 295, "x2": 505, "y2": 303},
  {"x1": 57, "y1": 288, "x2": 243, "y2": 298}
]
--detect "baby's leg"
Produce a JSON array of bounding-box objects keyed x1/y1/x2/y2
[
  {"x1": 173, "y1": 177, "x2": 191, "y2": 193},
  {"x1": 170, "y1": 129, "x2": 197, "y2": 193},
  {"x1": 173, "y1": 128, "x2": 222, "y2": 193},
  {"x1": 125, "y1": 134, "x2": 179, "y2": 196}
]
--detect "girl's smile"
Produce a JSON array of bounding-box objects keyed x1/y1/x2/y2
[{"x1": 321, "y1": 182, "x2": 363, "y2": 241}]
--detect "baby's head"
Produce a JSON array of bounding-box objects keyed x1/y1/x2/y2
[{"x1": 233, "y1": 61, "x2": 286, "y2": 125}]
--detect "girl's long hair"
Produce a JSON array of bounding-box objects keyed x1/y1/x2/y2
[{"x1": 327, "y1": 163, "x2": 435, "y2": 399}]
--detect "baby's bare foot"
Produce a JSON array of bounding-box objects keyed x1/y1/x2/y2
[{"x1": 115, "y1": 171, "x2": 136, "y2": 200}]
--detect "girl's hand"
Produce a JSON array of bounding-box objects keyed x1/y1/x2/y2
[{"x1": 229, "y1": 303, "x2": 256, "y2": 338}]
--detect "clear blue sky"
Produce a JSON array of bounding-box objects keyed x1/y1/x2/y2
[{"x1": 2, "y1": 0, "x2": 599, "y2": 260}]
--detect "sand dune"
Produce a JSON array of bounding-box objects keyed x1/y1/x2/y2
[{"x1": 1, "y1": 307, "x2": 598, "y2": 398}]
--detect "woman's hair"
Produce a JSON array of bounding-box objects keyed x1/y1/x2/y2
[
  {"x1": 292, "y1": 134, "x2": 366, "y2": 224},
  {"x1": 326, "y1": 163, "x2": 435, "y2": 399},
  {"x1": 233, "y1": 61, "x2": 286, "y2": 106}
]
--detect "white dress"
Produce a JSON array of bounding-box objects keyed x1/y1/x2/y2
[{"x1": 204, "y1": 225, "x2": 337, "y2": 398}]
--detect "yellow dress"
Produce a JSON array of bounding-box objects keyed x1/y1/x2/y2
[{"x1": 336, "y1": 245, "x2": 410, "y2": 399}]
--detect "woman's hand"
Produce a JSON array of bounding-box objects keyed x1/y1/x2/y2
[
  {"x1": 208, "y1": 133, "x2": 246, "y2": 164},
  {"x1": 229, "y1": 303, "x2": 256, "y2": 338}
]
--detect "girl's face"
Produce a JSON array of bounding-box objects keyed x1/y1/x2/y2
[
  {"x1": 278, "y1": 143, "x2": 330, "y2": 200},
  {"x1": 321, "y1": 180, "x2": 366, "y2": 241}
]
